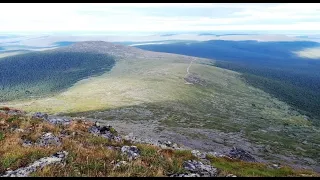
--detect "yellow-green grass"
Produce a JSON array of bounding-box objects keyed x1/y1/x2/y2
[{"x1": 0, "y1": 110, "x2": 318, "y2": 177}]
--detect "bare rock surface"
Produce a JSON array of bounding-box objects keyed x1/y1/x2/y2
[
  {"x1": 1, "y1": 151, "x2": 68, "y2": 177},
  {"x1": 170, "y1": 160, "x2": 218, "y2": 177},
  {"x1": 121, "y1": 146, "x2": 140, "y2": 161}
]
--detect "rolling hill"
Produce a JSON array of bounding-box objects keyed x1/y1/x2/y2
[
  {"x1": 134, "y1": 40, "x2": 320, "y2": 125},
  {"x1": 1, "y1": 41, "x2": 319, "y2": 172}
]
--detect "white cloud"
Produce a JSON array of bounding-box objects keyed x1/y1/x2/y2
[{"x1": 0, "y1": 3, "x2": 319, "y2": 32}]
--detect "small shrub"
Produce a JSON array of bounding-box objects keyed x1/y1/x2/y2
[{"x1": 0, "y1": 132, "x2": 4, "y2": 141}]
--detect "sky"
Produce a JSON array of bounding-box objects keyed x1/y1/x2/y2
[{"x1": 1, "y1": 3, "x2": 320, "y2": 33}]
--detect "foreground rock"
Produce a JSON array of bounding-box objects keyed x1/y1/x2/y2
[
  {"x1": 32, "y1": 112, "x2": 71, "y2": 126},
  {"x1": 170, "y1": 160, "x2": 218, "y2": 177},
  {"x1": 1, "y1": 151, "x2": 68, "y2": 177},
  {"x1": 124, "y1": 133, "x2": 184, "y2": 150},
  {"x1": 89, "y1": 123, "x2": 122, "y2": 142},
  {"x1": 21, "y1": 132, "x2": 61, "y2": 147},
  {"x1": 121, "y1": 146, "x2": 140, "y2": 161},
  {"x1": 37, "y1": 133, "x2": 61, "y2": 147}
]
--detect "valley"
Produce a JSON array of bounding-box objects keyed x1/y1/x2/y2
[{"x1": 1, "y1": 41, "x2": 319, "y2": 172}]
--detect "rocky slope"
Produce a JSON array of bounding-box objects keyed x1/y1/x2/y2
[{"x1": 0, "y1": 107, "x2": 318, "y2": 177}]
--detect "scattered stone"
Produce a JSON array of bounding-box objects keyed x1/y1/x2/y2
[
  {"x1": 94, "y1": 121, "x2": 100, "y2": 127},
  {"x1": 228, "y1": 147, "x2": 256, "y2": 162},
  {"x1": 88, "y1": 124, "x2": 122, "y2": 142},
  {"x1": 271, "y1": 164, "x2": 281, "y2": 169},
  {"x1": 37, "y1": 133, "x2": 61, "y2": 147},
  {"x1": 7, "y1": 109, "x2": 24, "y2": 116},
  {"x1": 226, "y1": 174, "x2": 237, "y2": 177},
  {"x1": 32, "y1": 112, "x2": 48, "y2": 120},
  {"x1": 170, "y1": 173, "x2": 201, "y2": 177},
  {"x1": 32, "y1": 113, "x2": 70, "y2": 126},
  {"x1": 207, "y1": 151, "x2": 225, "y2": 158},
  {"x1": 157, "y1": 140, "x2": 182, "y2": 150},
  {"x1": 22, "y1": 140, "x2": 33, "y2": 147},
  {"x1": 88, "y1": 125, "x2": 100, "y2": 135},
  {"x1": 46, "y1": 117, "x2": 71, "y2": 126},
  {"x1": 1, "y1": 151, "x2": 68, "y2": 177},
  {"x1": 121, "y1": 146, "x2": 140, "y2": 161},
  {"x1": 191, "y1": 150, "x2": 207, "y2": 159},
  {"x1": 183, "y1": 160, "x2": 218, "y2": 177},
  {"x1": 14, "y1": 128, "x2": 24, "y2": 133},
  {"x1": 114, "y1": 161, "x2": 128, "y2": 169}
]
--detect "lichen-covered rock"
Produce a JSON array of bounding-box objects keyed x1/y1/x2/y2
[
  {"x1": 36, "y1": 133, "x2": 61, "y2": 147},
  {"x1": 32, "y1": 113, "x2": 70, "y2": 126},
  {"x1": 46, "y1": 117, "x2": 71, "y2": 126},
  {"x1": 7, "y1": 109, "x2": 24, "y2": 116},
  {"x1": 88, "y1": 124, "x2": 122, "y2": 142},
  {"x1": 207, "y1": 151, "x2": 225, "y2": 158},
  {"x1": 170, "y1": 173, "x2": 201, "y2": 177},
  {"x1": 183, "y1": 160, "x2": 218, "y2": 177},
  {"x1": 228, "y1": 147, "x2": 256, "y2": 162},
  {"x1": 1, "y1": 151, "x2": 68, "y2": 177},
  {"x1": 191, "y1": 150, "x2": 207, "y2": 159},
  {"x1": 121, "y1": 146, "x2": 140, "y2": 160},
  {"x1": 32, "y1": 112, "x2": 48, "y2": 120}
]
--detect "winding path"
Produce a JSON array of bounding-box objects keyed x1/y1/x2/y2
[{"x1": 184, "y1": 58, "x2": 196, "y2": 84}]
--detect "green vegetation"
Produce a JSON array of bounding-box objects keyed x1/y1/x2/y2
[
  {"x1": 207, "y1": 155, "x2": 316, "y2": 177},
  {"x1": 0, "y1": 132, "x2": 4, "y2": 141},
  {"x1": 215, "y1": 61, "x2": 320, "y2": 126},
  {"x1": 135, "y1": 40, "x2": 320, "y2": 123},
  {"x1": 0, "y1": 51, "x2": 115, "y2": 102}
]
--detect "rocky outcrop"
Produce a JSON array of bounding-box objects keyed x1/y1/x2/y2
[
  {"x1": 121, "y1": 146, "x2": 140, "y2": 161},
  {"x1": 22, "y1": 132, "x2": 61, "y2": 147},
  {"x1": 124, "y1": 133, "x2": 183, "y2": 150},
  {"x1": 37, "y1": 133, "x2": 61, "y2": 147},
  {"x1": 32, "y1": 112, "x2": 71, "y2": 126},
  {"x1": 1, "y1": 151, "x2": 68, "y2": 177},
  {"x1": 88, "y1": 123, "x2": 122, "y2": 142},
  {"x1": 170, "y1": 160, "x2": 218, "y2": 177}
]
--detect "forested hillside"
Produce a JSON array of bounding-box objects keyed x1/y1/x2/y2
[
  {"x1": 135, "y1": 40, "x2": 320, "y2": 124},
  {"x1": 0, "y1": 51, "x2": 115, "y2": 101}
]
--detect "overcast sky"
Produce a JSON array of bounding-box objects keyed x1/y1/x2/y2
[{"x1": 1, "y1": 3, "x2": 320, "y2": 33}]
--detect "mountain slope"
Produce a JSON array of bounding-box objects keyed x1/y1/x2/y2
[
  {"x1": 133, "y1": 40, "x2": 320, "y2": 124},
  {"x1": 0, "y1": 50, "x2": 115, "y2": 102},
  {"x1": 1, "y1": 41, "x2": 319, "y2": 172}
]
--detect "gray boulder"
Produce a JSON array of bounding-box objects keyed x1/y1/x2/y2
[
  {"x1": 183, "y1": 160, "x2": 218, "y2": 177},
  {"x1": 121, "y1": 146, "x2": 140, "y2": 161},
  {"x1": 36, "y1": 133, "x2": 61, "y2": 147},
  {"x1": 32, "y1": 112, "x2": 48, "y2": 120},
  {"x1": 88, "y1": 124, "x2": 122, "y2": 142},
  {"x1": 1, "y1": 151, "x2": 68, "y2": 177},
  {"x1": 46, "y1": 117, "x2": 71, "y2": 126}
]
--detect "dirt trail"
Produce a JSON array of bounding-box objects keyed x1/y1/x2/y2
[{"x1": 184, "y1": 58, "x2": 196, "y2": 84}]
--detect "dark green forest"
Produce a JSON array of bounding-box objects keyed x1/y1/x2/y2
[{"x1": 0, "y1": 51, "x2": 115, "y2": 101}]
